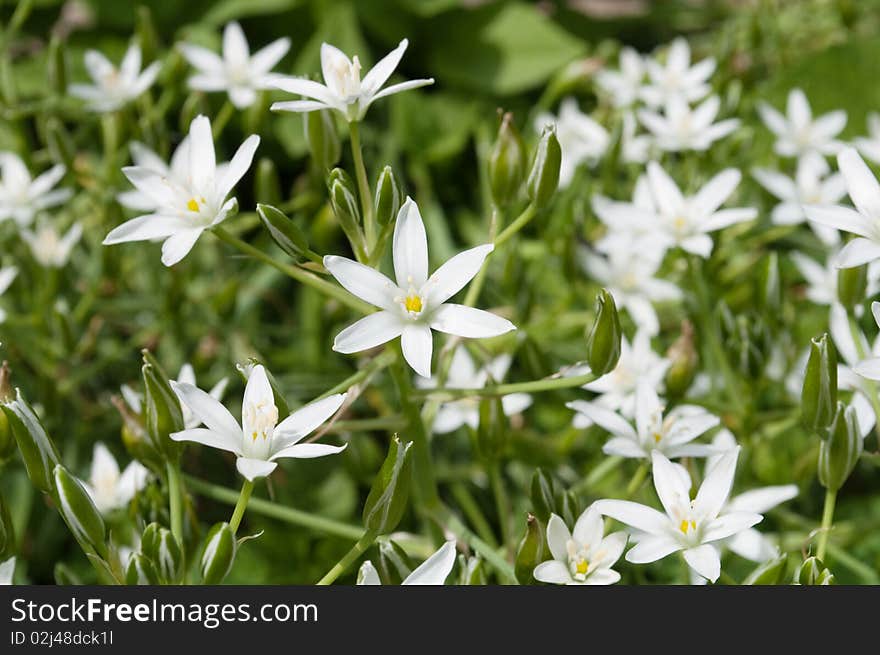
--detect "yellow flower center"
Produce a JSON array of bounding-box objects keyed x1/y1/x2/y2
[
  {"x1": 679, "y1": 519, "x2": 697, "y2": 534},
  {"x1": 654, "y1": 432, "x2": 663, "y2": 443},
  {"x1": 404, "y1": 294, "x2": 423, "y2": 314},
  {"x1": 575, "y1": 558, "x2": 590, "y2": 575},
  {"x1": 187, "y1": 197, "x2": 205, "y2": 213}
]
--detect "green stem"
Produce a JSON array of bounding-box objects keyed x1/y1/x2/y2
[
  {"x1": 816, "y1": 488, "x2": 837, "y2": 562},
  {"x1": 847, "y1": 312, "x2": 880, "y2": 442},
  {"x1": 317, "y1": 349, "x2": 397, "y2": 399},
  {"x1": 166, "y1": 462, "x2": 184, "y2": 545},
  {"x1": 494, "y1": 203, "x2": 537, "y2": 247},
  {"x1": 625, "y1": 462, "x2": 649, "y2": 497},
  {"x1": 349, "y1": 121, "x2": 375, "y2": 251},
  {"x1": 415, "y1": 370, "x2": 598, "y2": 401},
  {"x1": 212, "y1": 226, "x2": 373, "y2": 314},
  {"x1": 212, "y1": 100, "x2": 235, "y2": 139},
  {"x1": 316, "y1": 530, "x2": 377, "y2": 585},
  {"x1": 489, "y1": 461, "x2": 512, "y2": 556},
  {"x1": 228, "y1": 479, "x2": 254, "y2": 535},
  {"x1": 450, "y1": 482, "x2": 499, "y2": 548},
  {"x1": 571, "y1": 456, "x2": 623, "y2": 494}
]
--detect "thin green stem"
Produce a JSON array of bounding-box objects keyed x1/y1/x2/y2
[
  {"x1": 625, "y1": 462, "x2": 649, "y2": 497},
  {"x1": 316, "y1": 530, "x2": 377, "y2": 585},
  {"x1": 414, "y1": 370, "x2": 598, "y2": 401},
  {"x1": 212, "y1": 100, "x2": 235, "y2": 139},
  {"x1": 166, "y1": 462, "x2": 184, "y2": 545},
  {"x1": 571, "y1": 456, "x2": 623, "y2": 494},
  {"x1": 450, "y1": 482, "x2": 499, "y2": 548},
  {"x1": 847, "y1": 312, "x2": 880, "y2": 442},
  {"x1": 349, "y1": 121, "x2": 375, "y2": 251},
  {"x1": 317, "y1": 349, "x2": 397, "y2": 399},
  {"x1": 816, "y1": 488, "x2": 837, "y2": 562},
  {"x1": 228, "y1": 479, "x2": 254, "y2": 535},
  {"x1": 494, "y1": 203, "x2": 537, "y2": 247},
  {"x1": 489, "y1": 461, "x2": 512, "y2": 556}
]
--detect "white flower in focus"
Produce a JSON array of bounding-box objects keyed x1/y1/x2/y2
[
  {"x1": 790, "y1": 252, "x2": 880, "y2": 309},
  {"x1": 595, "y1": 47, "x2": 645, "y2": 108},
  {"x1": 172, "y1": 363, "x2": 228, "y2": 429},
  {"x1": 567, "y1": 381, "x2": 718, "y2": 462},
  {"x1": 20, "y1": 222, "x2": 82, "y2": 268},
  {"x1": 0, "y1": 266, "x2": 16, "y2": 324},
  {"x1": 171, "y1": 364, "x2": 348, "y2": 481},
  {"x1": 0, "y1": 557, "x2": 14, "y2": 585},
  {"x1": 358, "y1": 540, "x2": 457, "y2": 585},
  {"x1": 854, "y1": 112, "x2": 880, "y2": 164},
  {"x1": 533, "y1": 507, "x2": 627, "y2": 585},
  {"x1": 596, "y1": 448, "x2": 762, "y2": 583},
  {"x1": 270, "y1": 39, "x2": 433, "y2": 122},
  {"x1": 757, "y1": 88, "x2": 846, "y2": 158},
  {"x1": 83, "y1": 442, "x2": 150, "y2": 514},
  {"x1": 69, "y1": 44, "x2": 160, "y2": 113},
  {"x1": 638, "y1": 95, "x2": 739, "y2": 152},
  {"x1": 103, "y1": 115, "x2": 259, "y2": 266},
  {"x1": 417, "y1": 347, "x2": 531, "y2": 434},
  {"x1": 323, "y1": 198, "x2": 515, "y2": 378},
  {"x1": 753, "y1": 152, "x2": 847, "y2": 246},
  {"x1": 535, "y1": 97, "x2": 609, "y2": 188},
  {"x1": 0, "y1": 153, "x2": 71, "y2": 227},
  {"x1": 180, "y1": 21, "x2": 291, "y2": 109},
  {"x1": 640, "y1": 37, "x2": 715, "y2": 108}
]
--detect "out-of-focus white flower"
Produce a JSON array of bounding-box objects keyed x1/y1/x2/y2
[
  {"x1": 0, "y1": 266, "x2": 17, "y2": 323},
  {"x1": 595, "y1": 47, "x2": 645, "y2": 108},
  {"x1": 171, "y1": 364, "x2": 347, "y2": 481},
  {"x1": 0, "y1": 557, "x2": 14, "y2": 585},
  {"x1": 638, "y1": 95, "x2": 739, "y2": 152},
  {"x1": 593, "y1": 175, "x2": 661, "y2": 255},
  {"x1": 829, "y1": 302, "x2": 880, "y2": 437},
  {"x1": 791, "y1": 251, "x2": 880, "y2": 309},
  {"x1": 535, "y1": 97, "x2": 609, "y2": 188},
  {"x1": 0, "y1": 153, "x2": 71, "y2": 227},
  {"x1": 358, "y1": 540, "x2": 457, "y2": 585},
  {"x1": 753, "y1": 152, "x2": 847, "y2": 246},
  {"x1": 596, "y1": 448, "x2": 762, "y2": 583},
  {"x1": 417, "y1": 347, "x2": 531, "y2": 434},
  {"x1": 271, "y1": 39, "x2": 433, "y2": 122},
  {"x1": 103, "y1": 115, "x2": 259, "y2": 266},
  {"x1": 621, "y1": 111, "x2": 651, "y2": 164},
  {"x1": 69, "y1": 44, "x2": 160, "y2": 113},
  {"x1": 854, "y1": 112, "x2": 880, "y2": 164},
  {"x1": 20, "y1": 222, "x2": 82, "y2": 268},
  {"x1": 83, "y1": 442, "x2": 150, "y2": 514},
  {"x1": 533, "y1": 507, "x2": 627, "y2": 585},
  {"x1": 758, "y1": 88, "x2": 846, "y2": 158},
  {"x1": 323, "y1": 198, "x2": 515, "y2": 378},
  {"x1": 640, "y1": 37, "x2": 715, "y2": 108},
  {"x1": 568, "y1": 381, "x2": 718, "y2": 462},
  {"x1": 180, "y1": 21, "x2": 290, "y2": 109}
]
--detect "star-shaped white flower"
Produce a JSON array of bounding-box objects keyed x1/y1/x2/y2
[
  {"x1": 593, "y1": 175, "x2": 663, "y2": 255},
  {"x1": 358, "y1": 540, "x2": 457, "y2": 585},
  {"x1": 171, "y1": 364, "x2": 348, "y2": 481},
  {"x1": 417, "y1": 347, "x2": 531, "y2": 434},
  {"x1": 20, "y1": 222, "x2": 82, "y2": 268},
  {"x1": 855, "y1": 112, "x2": 880, "y2": 164},
  {"x1": 0, "y1": 266, "x2": 17, "y2": 324},
  {"x1": 535, "y1": 97, "x2": 609, "y2": 188},
  {"x1": 753, "y1": 152, "x2": 847, "y2": 246},
  {"x1": 595, "y1": 47, "x2": 646, "y2": 108},
  {"x1": 638, "y1": 95, "x2": 739, "y2": 152},
  {"x1": 757, "y1": 88, "x2": 846, "y2": 158},
  {"x1": 69, "y1": 43, "x2": 160, "y2": 113},
  {"x1": 596, "y1": 448, "x2": 762, "y2": 583},
  {"x1": 0, "y1": 557, "x2": 14, "y2": 585},
  {"x1": 270, "y1": 39, "x2": 433, "y2": 122},
  {"x1": 533, "y1": 506, "x2": 627, "y2": 585},
  {"x1": 640, "y1": 37, "x2": 715, "y2": 108},
  {"x1": 103, "y1": 114, "x2": 259, "y2": 266},
  {"x1": 568, "y1": 381, "x2": 718, "y2": 462},
  {"x1": 83, "y1": 442, "x2": 151, "y2": 515},
  {"x1": 0, "y1": 153, "x2": 71, "y2": 227},
  {"x1": 180, "y1": 21, "x2": 290, "y2": 109},
  {"x1": 323, "y1": 198, "x2": 515, "y2": 378}
]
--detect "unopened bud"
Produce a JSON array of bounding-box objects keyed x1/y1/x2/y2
[
  {"x1": 526, "y1": 125, "x2": 561, "y2": 208},
  {"x1": 586, "y1": 289, "x2": 622, "y2": 377},
  {"x1": 254, "y1": 158, "x2": 281, "y2": 207},
  {"x1": 374, "y1": 166, "x2": 401, "y2": 227},
  {"x1": 141, "y1": 350, "x2": 184, "y2": 460},
  {"x1": 801, "y1": 334, "x2": 838, "y2": 435},
  {"x1": 257, "y1": 203, "x2": 309, "y2": 261},
  {"x1": 362, "y1": 437, "x2": 412, "y2": 535},
  {"x1": 489, "y1": 112, "x2": 526, "y2": 207},
  {"x1": 201, "y1": 522, "x2": 236, "y2": 584},
  {"x1": 328, "y1": 168, "x2": 366, "y2": 254},
  {"x1": 837, "y1": 264, "x2": 868, "y2": 312},
  {"x1": 515, "y1": 513, "x2": 545, "y2": 585},
  {"x1": 2, "y1": 389, "x2": 60, "y2": 493},
  {"x1": 664, "y1": 321, "x2": 698, "y2": 399},
  {"x1": 126, "y1": 553, "x2": 160, "y2": 585},
  {"x1": 818, "y1": 402, "x2": 862, "y2": 492},
  {"x1": 54, "y1": 464, "x2": 108, "y2": 559},
  {"x1": 794, "y1": 556, "x2": 835, "y2": 585}
]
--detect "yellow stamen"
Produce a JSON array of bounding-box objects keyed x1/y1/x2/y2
[
  {"x1": 404, "y1": 294, "x2": 423, "y2": 313},
  {"x1": 679, "y1": 519, "x2": 696, "y2": 534},
  {"x1": 654, "y1": 432, "x2": 662, "y2": 443},
  {"x1": 575, "y1": 559, "x2": 589, "y2": 575},
  {"x1": 187, "y1": 197, "x2": 204, "y2": 212}
]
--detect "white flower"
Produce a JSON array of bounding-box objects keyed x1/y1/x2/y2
[
  {"x1": 854, "y1": 112, "x2": 880, "y2": 164},
  {"x1": 180, "y1": 21, "x2": 290, "y2": 109},
  {"x1": 593, "y1": 175, "x2": 662, "y2": 255},
  {"x1": 83, "y1": 442, "x2": 151, "y2": 514},
  {"x1": 69, "y1": 43, "x2": 160, "y2": 113},
  {"x1": 845, "y1": 301, "x2": 880, "y2": 386},
  {"x1": 757, "y1": 88, "x2": 846, "y2": 158},
  {"x1": 596, "y1": 448, "x2": 762, "y2": 583},
  {"x1": 417, "y1": 347, "x2": 531, "y2": 434},
  {"x1": 640, "y1": 37, "x2": 715, "y2": 108},
  {"x1": 0, "y1": 557, "x2": 14, "y2": 585},
  {"x1": 358, "y1": 540, "x2": 457, "y2": 585},
  {"x1": 753, "y1": 152, "x2": 847, "y2": 246},
  {"x1": 323, "y1": 198, "x2": 515, "y2": 378},
  {"x1": 0, "y1": 266, "x2": 16, "y2": 324},
  {"x1": 790, "y1": 251, "x2": 880, "y2": 309},
  {"x1": 638, "y1": 95, "x2": 739, "y2": 152},
  {"x1": 20, "y1": 222, "x2": 82, "y2": 268},
  {"x1": 535, "y1": 97, "x2": 609, "y2": 188},
  {"x1": 805, "y1": 147, "x2": 880, "y2": 269},
  {"x1": 567, "y1": 382, "x2": 718, "y2": 462},
  {"x1": 171, "y1": 364, "x2": 348, "y2": 481},
  {"x1": 533, "y1": 507, "x2": 627, "y2": 585},
  {"x1": 595, "y1": 47, "x2": 645, "y2": 108},
  {"x1": 270, "y1": 39, "x2": 433, "y2": 122},
  {"x1": 0, "y1": 153, "x2": 71, "y2": 227},
  {"x1": 621, "y1": 111, "x2": 651, "y2": 164},
  {"x1": 103, "y1": 115, "x2": 259, "y2": 266}
]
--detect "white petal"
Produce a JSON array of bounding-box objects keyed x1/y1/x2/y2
[
  {"x1": 546, "y1": 513, "x2": 572, "y2": 562},
  {"x1": 90, "y1": 443, "x2": 120, "y2": 486},
  {"x1": 361, "y1": 39, "x2": 408, "y2": 97},
  {"x1": 273, "y1": 393, "x2": 347, "y2": 448},
  {"x1": 161, "y1": 229, "x2": 203, "y2": 266},
  {"x1": 422, "y1": 244, "x2": 493, "y2": 306},
  {"x1": 217, "y1": 134, "x2": 259, "y2": 199},
  {"x1": 702, "y1": 511, "x2": 763, "y2": 543},
  {"x1": 170, "y1": 428, "x2": 241, "y2": 455},
  {"x1": 188, "y1": 115, "x2": 216, "y2": 195},
  {"x1": 566, "y1": 400, "x2": 637, "y2": 439},
  {"x1": 583, "y1": 569, "x2": 620, "y2": 585},
  {"x1": 369, "y1": 78, "x2": 434, "y2": 103},
  {"x1": 179, "y1": 44, "x2": 224, "y2": 73},
  {"x1": 357, "y1": 561, "x2": 381, "y2": 585},
  {"x1": 401, "y1": 324, "x2": 433, "y2": 378},
  {"x1": 270, "y1": 442, "x2": 347, "y2": 460},
  {"x1": 693, "y1": 446, "x2": 739, "y2": 518},
  {"x1": 646, "y1": 161, "x2": 683, "y2": 215},
  {"x1": 250, "y1": 38, "x2": 291, "y2": 74},
  {"x1": 625, "y1": 534, "x2": 682, "y2": 563},
  {"x1": 839, "y1": 147, "x2": 880, "y2": 219},
  {"x1": 393, "y1": 197, "x2": 429, "y2": 288},
  {"x1": 727, "y1": 484, "x2": 798, "y2": 513},
  {"x1": 853, "y1": 357, "x2": 880, "y2": 380},
  {"x1": 683, "y1": 544, "x2": 720, "y2": 582},
  {"x1": 804, "y1": 204, "x2": 873, "y2": 238},
  {"x1": 726, "y1": 529, "x2": 778, "y2": 562},
  {"x1": 236, "y1": 457, "x2": 277, "y2": 481},
  {"x1": 594, "y1": 499, "x2": 669, "y2": 535},
  {"x1": 692, "y1": 169, "x2": 741, "y2": 215},
  {"x1": 103, "y1": 214, "x2": 188, "y2": 245},
  {"x1": 602, "y1": 437, "x2": 646, "y2": 458},
  {"x1": 402, "y1": 540, "x2": 457, "y2": 585},
  {"x1": 323, "y1": 255, "x2": 398, "y2": 310},
  {"x1": 270, "y1": 99, "x2": 330, "y2": 113},
  {"x1": 572, "y1": 506, "x2": 604, "y2": 546},
  {"x1": 429, "y1": 304, "x2": 515, "y2": 338},
  {"x1": 222, "y1": 21, "x2": 250, "y2": 67},
  {"x1": 171, "y1": 381, "x2": 241, "y2": 444},
  {"x1": 116, "y1": 461, "x2": 150, "y2": 504},
  {"x1": 269, "y1": 76, "x2": 338, "y2": 106},
  {"x1": 835, "y1": 238, "x2": 880, "y2": 268},
  {"x1": 533, "y1": 560, "x2": 571, "y2": 585},
  {"x1": 333, "y1": 311, "x2": 403, "y2": 353},
  {"x1": 651, "y1": 451, "x2": 692, "y2": 518}
]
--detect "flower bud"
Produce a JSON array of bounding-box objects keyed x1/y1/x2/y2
[
  {"x1": 489, "y1": 112, "x2": 526, "y2": 207},
  {"x1": 254, "y1": 158, "x2": 281, "y2": 207},
  {"x1": 458, "y1": 555, "x2": 486, "y2": 585},
  {"x1": 0, "y1": 491, "x2": 14, "y2": 559},
  {"x1": 53, "y1": 464, "x2": 108, "y2": 559},
  {"x1": 0, "y1": 363, "x2": 14, "y2": 461},
  {"x1": 514, "y1": 513, "x2": 545, "y2": 585},
  {"x1": 837, "y1": 264, "x2": 868, "y2": 312},
  {"x1": 743, "y1": 553, "x2": 787, "y2": 585},
  {"x1": 376, "y1": 539, "x2": 413, "y2": 585},
  {"x1": 664, "y1": 321, "x2": 698, "y2": 399},
  {"x1": 257, "y1": 203, "x2": 310, "y2": 261},
  {"x1": 201, "y1": 522, "x2": 236, "y2": 584},
  {"x1": 328, "y1": 168, "x2": 366, "y2": 253},
  {"x1": 141, "y1": 350, "x2": 184, "y2": 461},
  {"x1": 305, "y1": 109, "x2": 341, "y2": 171},
  {"x1": 141, "y1": 523, "x2": 183, "y2": 584},
  {"x1": 756, "y1": 251, "x2": 781, "y2": 315},
  {"x1": 2, "y1": 389, "x2": 61, "y2": 493},
  {"x1": 586, "y1": 289, "x2": 622, "y2": 377},
  {"x1": 47, "y1": 35, "x2": 67, "y2": 96},
  {"x1": 526, "y1": 125, "x2": 561, "y2": 208},
  {"x1": 801, "y1": 334, "x2": 838, "y2": 435},
  {"x1": 529, "y1": 469, "x2": 556, "y2": 524},
  {"x1": 126, "y1": 553, "x2": 160, "y2": 585},
  {"x1": 362, "y1": 437, "x2": 413, "y2": 535},
  {"x1": 818, "y1": 402, "x2": 862, "y2": 492},
  {"x1": 475, "y1": 395, "x2": 506, "y2": 460},
  {"x1": 794, "y1": 556, "x2": 835, "y2": 585},
  {"x1": 374, "y1": 166, "x2": 401, "y2": 227}
]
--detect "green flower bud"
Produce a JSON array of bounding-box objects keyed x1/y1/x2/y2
[
  {"x1": 254, "y1": 158, "x2": 281, "y2": 207},
  {"x1": 743, "y1": 553, "x2": 788, "y2": 585},
  {"x1": 756, "y1": 251, "x2": 782, "y2": 315},
  {"x1": 529, "y1": 469, "x2": 556, "y2": 524},
  {"x1": 376, "y1": 539, "x2": 413, "y2": 585},
  {"x1": 0, "y1": 491, "x2": 14, "y2": 559},
  {"x1": 140, "y1": 523, "x2": 160, "y2": 559},
  {"x1": 201, "y1": 522, "x2": 236, "y2": 584},
  {"x1": 586, "y1": 289, "x2": 622, "y2": 377},
  {"x1": 328, "y1": 168, "x2": 366, "y2": 253},
  {"x1": 141, "y1": 350, "x2": 184, "y2": 460},
  {"x1": 664, "y1": 321, "x2": 698, "y2": 399},
  {"x1": 794, "y1": 556, "x2": 835, "y2": 585},
  {"x1": 818, "y1": 402, "x2": 863, "y2": 492},
  {"x1": 1, "y1": 389, "x2": 60, "y2": 493},
  {"x1": 475, "y1": 395, "x2": 506, "y2": 460},
  {"x1": 257, "y1": 203, "x2": 310, "y2": 261},
  {"x1": 47, "y1": 35, "x2": 67, "y2": 96},
  {"x1": 837, "y1": 264, "x2": 868, "y2": 312},
  {"x1": 801, "y1": 334, "x2": 838, "y2": 435},
  {"x1": 305, "y1": 109, "x2": 341, "y2": 171},
  {"x1": 526, "y1": 125, "x2": 561, "y2": 208},
  {"x1": 0, "y1": 362, "x2": 14, "y2": 461},
  {"x1": 514, "y1": 513, "x2": 545, "y2": 585},
  {"x1": 126, "y1": 553, "x2": 160, "y2": 585},
  {"x1": 362, "y1": 437, "x2": 413, "y2": 535},
  {"x1": 53, "y1": 464, "x2": 108, "y2": 559},
  {"x1": 374, "y1": 166, "x2": 401, "y2": 227},
  {"x1": 458, "y1": 555, "x2": 486, "y2": 585},
  {"x1": 140, "y1": 522, "x2": 182, "y2": 584},
  {"x1": 489, "y1": 112, "x2": 526, "y2": 207}
]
